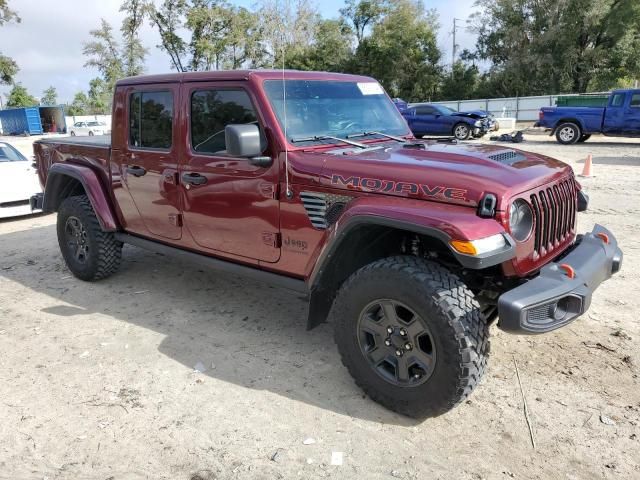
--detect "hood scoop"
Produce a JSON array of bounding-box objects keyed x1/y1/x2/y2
[{"x1": 486, "y1": 150, "x2": 526, "y2": 165}]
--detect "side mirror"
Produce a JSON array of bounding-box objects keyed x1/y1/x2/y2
[{"x1": 225, "y1": 124, "x2": 265, "y2": 156}]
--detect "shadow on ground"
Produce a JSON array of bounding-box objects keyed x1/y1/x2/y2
[{"x1": 0, "y1": 224, "x2": 418, "y2": 426}]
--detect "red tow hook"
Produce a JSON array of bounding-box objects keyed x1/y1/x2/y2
[
  {"x1": 559, "y1": 263, "x2": 576, "y2": 279},
  {"x1": 596, "y1": 232, "x2": 610, "y2": 244}
]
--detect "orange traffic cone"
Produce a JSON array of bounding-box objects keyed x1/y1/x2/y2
[{"x1": 579, "y1": 154, "x2": 594, "y2": 177}]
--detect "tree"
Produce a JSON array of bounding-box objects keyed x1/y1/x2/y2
[
  {"x1": 41, "y1": 86, "x2": 57, "y2": 105},
  {"x1": 470, "y1": 0, "x2": 640, "y2": 95},
  {"x1": 66, "y1": 92, "x2": 90, "y2": 116},
  {"x1": 147, "y1": 0, "x2": 188, "y2": 71},
  {"x1": 339, "y1": 0, "x2": 386, "y2": 45},
  {"x1": 120, "y1": 0, "x2": 148, "y2": 76},
  {"x1": 5, "y1": 83, "x2": 37, "y2": 107},
  {"x1": 0, "y1": 0, "x2": 20, "y2": 85},
  {"x1": 438, "y1": 61, "x2": 480, "y2": 100},
  {"x1": 83, "y1": 19, "x2": 125, "y2": 86},
  {"x1": 87, "y1": 78, "x2": 111, "y2": 114},
  {"x1": 351, "y1": 0, "x2": 442, "y2": 101},
  {"x1": 285, "y1": 18, "x2": 354, "y2": 71}
]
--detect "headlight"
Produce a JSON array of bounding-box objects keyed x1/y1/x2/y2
[
  {"x1": 474, "y1": 120, "x2": 482, "y2": 127},
  {"x1": 450, "y1": 233, "x2": 507, "y2": 256},
  {"x1": 509, "y1": 199, "x2": 534, "y2": 241}
]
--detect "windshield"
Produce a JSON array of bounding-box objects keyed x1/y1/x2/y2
[
  {"x1": 263, "y1": 80, "x2": 410, "y2": 145},
  {"x1": 0, "y1": 143, "x2": 27, "y2": 162}
]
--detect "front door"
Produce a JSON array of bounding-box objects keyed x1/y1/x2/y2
[
  {"x1": 113, "y1": 84, "x2": 182, "y2": 240},
  {"x1": 179, "y1": 82, "x2": 280, "y2": 263}
]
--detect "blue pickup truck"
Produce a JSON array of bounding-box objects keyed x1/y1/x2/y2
[{"x1": 536, "y1": 89, "x2": 640, "y2": 144}]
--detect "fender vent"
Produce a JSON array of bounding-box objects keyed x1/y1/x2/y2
[{"x1": 300, "y1": 192, "x2": 351, "y2": 229}]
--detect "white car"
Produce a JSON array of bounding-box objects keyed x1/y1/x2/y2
[
  {"x1": 0, "y1": 142, "x2": 42, "y2": 218},
  {"x1": 69, "y1": 121, "x2": 111, "y2": 136}
]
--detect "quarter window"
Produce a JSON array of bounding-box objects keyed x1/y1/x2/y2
[
  {"x1": 415, "y1": 106, "x2": 436, "y2": 115},
  {"x1": 129, "y1": 91, "x2": 173, "y2": 149},
  {"x1": 190, "y1": 89, "x2": 258, "y2": 154},
  {"x1": 630, "y1": 94, "x2": 640, "y2": 107}
]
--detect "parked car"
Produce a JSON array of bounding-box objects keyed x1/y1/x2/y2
[
  {"x1": 0, "y1": 142, "x2": 42, "y2": 218},
  {"x1": 536, "y1": 89, "x2": 640, "y2": 144},
  {"x1": 31, "y1": 70, "x2": 622, "y2": 418},
  {"x1": 398, "y1": 102, "x2": 491, "y2": 140},
  {"x1": 69, "y1": 121, "x2": 111, "y2": 137}
]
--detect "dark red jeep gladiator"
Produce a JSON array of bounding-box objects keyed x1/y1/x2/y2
[{"x1": 31, "y1": 70, "x2": 622, "y2": 418}]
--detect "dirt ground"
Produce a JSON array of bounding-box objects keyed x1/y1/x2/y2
[{"x1": 0, "y1": 133, "x2": 638, "y2": 480}]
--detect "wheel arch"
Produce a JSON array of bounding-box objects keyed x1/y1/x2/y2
[
  {"x1": 43, "y1": 163, "x2": 119, "y2": 231},
  {"x1": 306, "y1": 212, "x2": 514, "y2": 330},
  {"x1": 552, "y1": 118, "x2": 584, "y2": 134}
]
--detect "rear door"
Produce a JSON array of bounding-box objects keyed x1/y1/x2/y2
[
  {"x1": 602, "y1": 92, "x2": 626, "y2": 135},
  {"x1": 178, "y1": 82, "x2": 280, "y2": 263},
  {"x1": 111, "y1": 84, "x2": 182, "y2": 240},
  {"x1": 623, "y1": 91, "x2": 640, "y2": 136}
]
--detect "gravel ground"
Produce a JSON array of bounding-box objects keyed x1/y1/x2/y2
[{"x1": 0, "y1": 133, "x2": 638, "y2": 480}]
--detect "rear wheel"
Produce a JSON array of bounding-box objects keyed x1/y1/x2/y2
[
  {"x1": 70, "y1": 131, "x2": 76, "y2": 136},
  {"x1": 57, "y1": 195, "x2": 122, "y2": 281},
  {"x1": 453, "y1": 123, "x2": 471, "y2": 140},
  {"x1": 332, "y1": 256, "x2": 489, "y2": 418},
  {"x1": 555, "y1": 122, "x2": 581, "y2": 144},
  {"x1": 88, "y1": 131, "x2": 94, "y2": 136}
]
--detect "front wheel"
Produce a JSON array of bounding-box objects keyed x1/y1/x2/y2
[
  {"x1": 453, "y1": 123, "x2": 471, "y2": 140},
  {"x1": 332, "y1": 256, "x2": 489, "y2": 418},
  {"x1": 88, "y1": 131, "x2": 94, "y2": 136},
  {"x1": 578, "y1": 134, "x2": 591, "y2": 143},
  {"x1": 555, "y1": 122, "x2": 581, "y2": 144}
]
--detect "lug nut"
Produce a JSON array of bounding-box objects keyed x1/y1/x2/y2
[
  {"x1": 404, "y1": 343, "x2": 412, "y2": 351},
  {"x1": 384, "y1": 339, "x2": 391, "y2": 346},
  {"x1": 395, "y1": 349, "x2": 403, "y2": 357},
  {"x1": 387, "y1": 326, "x2": 394, "y2": 334},
  {"x1": 399, "y1": 329, "x2": 407, "y2": 336}
]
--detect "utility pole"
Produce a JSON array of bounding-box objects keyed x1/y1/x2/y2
[{"x1": 452, "y1": 18, "x2": 462, "y2": 74}]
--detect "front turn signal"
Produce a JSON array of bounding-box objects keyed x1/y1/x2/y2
[{"x1": 450, "y1": 234, "x2": 507, "y2": 256}]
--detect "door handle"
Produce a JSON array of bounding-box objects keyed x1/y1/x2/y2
[
  {"x1": 126, "y1": 165, "x2": 146, "y2": 177},
  {"x1": 182, "y1": 172, "x2": 207, "y2": 185}
]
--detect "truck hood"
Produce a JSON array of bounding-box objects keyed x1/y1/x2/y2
[{"x1": 296, "y1": 141, "x2": 573, "y2": 209}]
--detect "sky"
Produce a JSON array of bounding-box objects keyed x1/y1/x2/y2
[{"x1": 0, "y1": 0, "x2": 478, "y2": 104}]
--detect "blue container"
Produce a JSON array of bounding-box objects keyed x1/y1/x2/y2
[{"x1": 0, "y1": 107, "x2": 44, "y2": 135}]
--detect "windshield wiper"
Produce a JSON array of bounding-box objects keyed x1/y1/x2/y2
[
  {"x1": 290, "y1": 135, "x2": 367, "y2": 148},
  {"x1": 346, "y1": 131, "x2": 407, "y2": 142}
]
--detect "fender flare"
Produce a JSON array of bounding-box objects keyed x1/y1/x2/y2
[
  {"x1": 305, "y1": 199, "x2": 515, "y2": 330},
  {"x1": 552, "y1": 118, "x2": 585, "y2": 135},
  {"x1": 43, "y1": 163, "x2": 119, "y2": 231}
]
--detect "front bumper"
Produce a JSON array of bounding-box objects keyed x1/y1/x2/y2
[{"x1": 498, "y1": 224, "x2": 622, "y2": 334}]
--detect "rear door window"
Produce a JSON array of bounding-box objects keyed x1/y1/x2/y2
[
  {"x1": 129, "y1": 91, "x2": 173, "y2": 149},
  {"x1": 611, "y1": 93, "x2": 625, "y2": 107},
  {"x1": 630, "y1": 94, "x2": 640, "y2": 108},
  {"x1": 190, "y1": 89, "x2": 258, "y2": 155}
]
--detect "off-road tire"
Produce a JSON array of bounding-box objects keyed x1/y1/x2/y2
[
  {"x1": 57, "y1": 195, "x2": 122, "y2": 281},
  {"x1": 555, "y1": 122, "x2": 581, "y2": 145},
  {"x1": 453, "y1": 123, "x2": 471, "y2": 140},
  {"x1": 578, "y1": 134, "x2": 591, "y2": 143},
  {"x1": 332, "y1": 256, "x2": 489, "y2": 418}
]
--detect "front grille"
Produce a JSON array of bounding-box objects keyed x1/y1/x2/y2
[{"x1": 529, "y1": 177, "x2": 577, "y2": 257}]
